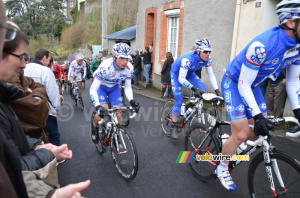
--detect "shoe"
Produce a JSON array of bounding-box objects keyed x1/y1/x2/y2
[
  {"x1": 215, "y1": 169, "x2": 237, "y2": 191},
  {"x1": 286, "y1": 125, "x2": 300, "y2": 137},
  {"x1": 171, "y1": 122, "x2": 180, "y2": 139}
]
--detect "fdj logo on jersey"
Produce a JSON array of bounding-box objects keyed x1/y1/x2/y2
[{"x1": 251, "y1": 47, "x2": 266, "y2": 65}]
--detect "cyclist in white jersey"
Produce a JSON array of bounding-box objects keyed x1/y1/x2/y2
[
  {"x1": 216, "y1": 0, "x2": 300, "y2": 191},
  {"x1": 68, "y1": 54, "x2": 86, "y2": 98},
  {"x1": 90, "y1": 43, "x2": 140, "y2": 142}
]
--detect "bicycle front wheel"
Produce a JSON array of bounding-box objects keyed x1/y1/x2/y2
[
  {"x1": 248, "y1": 150, "x2": 300, "y2": 197},
  {"x1": 110, "y1": 125, "x2": 138, "y2": 180},
  {"x1": 161, "y1": 100, "x2": 174, "y2": 136},
  {"x1": 185, "y1": 123, "x2": 220, "y2": 182}
]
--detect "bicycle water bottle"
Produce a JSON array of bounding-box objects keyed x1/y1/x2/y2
[
  {"x1": 185, "y1": 107, "x2": 193, "y2": 118},
  {"x1": 220, "y1": 133, "x2": 229, "y2": 145},
  {"x1": 236, "y1": 142, "x2": 247, "y2": 155},
  {"x1": 180, "y1": 104, "x2": 186, "y2": 115},
  {"x1": 106, "y1": 122, "x2": 112, "y2": 134}
]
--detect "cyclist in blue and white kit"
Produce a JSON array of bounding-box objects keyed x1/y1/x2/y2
[
  {"x1": 216, "y1": 0, "x2": 300, "y2": 191},
  {"x1": 68, "y1": 54, "x2": 86, "y2": 99},
  {"x1": 90, "y1": 43, "x2": 140, "y2": 143},
  {"x1": 170, "y1": 38, "x2": 221, "y2": 139}
]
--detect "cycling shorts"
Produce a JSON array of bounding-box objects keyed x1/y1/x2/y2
[
  {"x1": 96, "y1": 84, "x2": 123, "y2": 107},
  {"x1": 221, "y1": 74, "x2": 267, "y2": 121},
  {"x1": 70, "y1": 73, "x2": 82, "y2": 82},
  {"x1": 171, "y1": 72, "x2": 206, "y2": 116}
]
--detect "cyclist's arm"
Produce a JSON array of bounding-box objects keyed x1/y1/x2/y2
[
  {"x1": 82, "y1": 62, "x2": 86, "y2": 79},
  {"x1": 205, "y1": 60, "x2": 218, "y2": 90},
  {"x1": 60, "y1": 66, "x2": 66, "y2": 79},
  {"x1": 67, "y1": 64, "x2": 73, "y2": 80},
  {"x1": 286, "y1": 62, "x2": 300, "y2": 110},
  {"x1": 178, "y1": 58, "x2": 194, "y2": 89},
  {"x1": 90, "y1": 77, "x2": 103, "y2": 107},
  {"x1": 238, "y1": 41, "x2": 266, "y2": 117}
]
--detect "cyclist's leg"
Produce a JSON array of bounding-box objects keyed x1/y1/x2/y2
[
  {"x1": 108, "y1": 84, "x2": 124, "y2": 125},
  {"x1": 170, "y1": 72, "x2": 183, "y2": 139},
  {"x1": 187, "y1": 72, "x2": 207, "y2": 92},
  {"x1": 93, "y1": 86, "x2": 109, "y2": 127},
  {"x1": 75, "y1": 74, "x2": 83, "y2": 97},
  {"x1": 69, "y1": 76, "x2": 74, "y2": 96}
]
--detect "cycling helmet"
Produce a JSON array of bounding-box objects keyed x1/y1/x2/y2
[
  {"x1": 112, "y1": 43, "x2": 131, "y2": 58},
  {"x1": 95, "y1": 53, "x2": 102, "y2": 58},
  {"x1": 195, "y1": 38, "x2": 212, "y2": 51},
  {"x1": 276, "y1": 0, "x2": 300, "y2": 24},
  {"x1": 75, "y1": 54, "x2": 84, "y2": 60}
]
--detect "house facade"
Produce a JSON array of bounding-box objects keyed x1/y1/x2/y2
[{"x1": 135, "y1": 0, "x2": 280, "y2": 92}]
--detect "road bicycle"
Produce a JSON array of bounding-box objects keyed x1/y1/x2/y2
[
  {"x1": 61, "y1": 78, "x2": 69, "y2": 94},
  {"x1": 91, "y1": 106, "x2": 138, "y2": 180},
  {"x1": 185, "y1": 95, "x2": 300, "y2": 197},
  {"x1": 120, "y1": 84, "x2": 132, "y2": 127},
  {"x1": 70, "y1": 80, "x2": 84, "y2": 111},
  {"x1": 161, "y1": 93, "x2": 220, "y2": 136}
]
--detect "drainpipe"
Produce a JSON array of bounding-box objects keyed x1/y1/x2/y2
[{"x1": 230, "y1": 0, "x2": 242, "y2": 61}]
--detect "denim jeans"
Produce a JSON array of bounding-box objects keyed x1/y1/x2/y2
[
  {"x1": 144, "y1": 64, "x2": 151, "y2": 83},
  {"x1": 44, "y1": 115, "x2": 61, "y2": 146}
]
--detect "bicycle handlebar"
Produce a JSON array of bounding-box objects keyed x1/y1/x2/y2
[
  {"x1": 97, "y1": 106, "x2": 138, "y2": 119},
  {"x1": 183, "y1": 93, "x2": 224, "y2": 103},
  {"x1": 247, "y1": 116, "x2": 300, "y2": 146}
]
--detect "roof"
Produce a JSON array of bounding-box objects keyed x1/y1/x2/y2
[{"x1": 103, "y1": 26, "x2": 136, "y2": 40}]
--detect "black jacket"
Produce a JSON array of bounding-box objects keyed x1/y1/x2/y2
[
  {"x1": 0, "y1": 81, "x2": 55, "y2": 171},
  {"x1": 133, "y1": 55, "x2": 142, "y2": 72},
  {"x1": 161, "y1": 57, "x2": 174, "y2": 82},
  {"x1": 140, "y1": 51, "x2": 152, "y2": 65}
]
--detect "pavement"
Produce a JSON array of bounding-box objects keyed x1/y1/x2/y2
[{"x1": 132, "y1": 84, "x2": 300, "y2": 143}]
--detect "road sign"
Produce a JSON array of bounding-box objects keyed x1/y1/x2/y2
[{"x1": 68, "y1": 54, "x2": 75, "y2": 61}]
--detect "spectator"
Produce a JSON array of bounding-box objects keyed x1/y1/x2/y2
[
  {"x1": 133, "y1": 50, "x2": 142, "y2": 85},
  {"x1": 90, "y1": 53, "x2": 103, "y2": 82},
  {"x1": 85, "y1": 58, "x2": 92, "y2": 81},
  {"x1": 0, "y1": 2, "x2": 90, "y2": 197},
  {"x1": 265, "y1": 67, "x2": 287, "y2": 118},
  {"x1": 160, "y1": 52, "x2": 173, "y2": 98},
  {"x1": 24, "y1": 48, "x2": 64, "y2": 146},
  {"x1": 24, "y1": 51, "x2": 30, "y2": 63},
  {"x1": 140, "y1": 46, "x2": 152, "y2": 84}
]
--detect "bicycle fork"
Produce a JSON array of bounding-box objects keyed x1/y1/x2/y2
[
  {"x1": 113, "y1": 129, "x2": 128, "y2": 154},
  {"x1": 263, "y1": 141, "x2": 287, "y2": 197}
]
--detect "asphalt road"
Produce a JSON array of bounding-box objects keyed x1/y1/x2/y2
[{"x1": 57, "y1": 80, "x2": 300, "y2": 198}]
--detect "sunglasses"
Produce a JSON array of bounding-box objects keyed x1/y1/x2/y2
[
  {"x1": 5, "y1": 52, "x2": 27, "y2": 61},
  {"x1": 203, "y1": 51, "x2": 212, "y2": 54},
  {"x1": 0, "y1": 24, "x2": 17, "y2": 42}
]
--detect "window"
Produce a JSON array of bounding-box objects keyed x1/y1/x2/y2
[
  {"x1": 167, "y1": 17, "x2": 179, "y2": 59},
  {"x1": 165, "y1": 9, "x2": 180, "y2": 59},
  {"x1": 70, "y1": 1, "x2": 74, "y2": 8}
]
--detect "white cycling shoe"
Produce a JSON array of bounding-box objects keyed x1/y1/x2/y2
[{"x1": 215, "y1": 169, "x2": 237, "y2": 191}]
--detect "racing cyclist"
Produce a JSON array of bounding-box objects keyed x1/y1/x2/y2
[
  {"x1": 52, "y1": 61, "x2": 66, "y2": 94},
  {"x1": 170, "y1": 38, "x2": 221, "y2": 139},
  {"x1": 216, "y1": 0, "x2": 300, "y2": 191},
  {"x1": 90, "y1": 43, "x2": 140, "y2": 142},
  {"x1": 68, "y1": 54, "x2": 86, "y2": 99}
]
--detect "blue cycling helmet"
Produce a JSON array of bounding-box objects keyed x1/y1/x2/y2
[
  {"x1": 276, "y1": 0, "x2": 300, "y2": 24},
  {"x1": 195, "y1": 38, "x2": 212, "y2": 51},
  {"x1": 112, "y1": 43, "x2": 131, "y2": 58}
]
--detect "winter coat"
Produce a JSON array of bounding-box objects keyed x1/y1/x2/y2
[{"x1": 161, "y1": 57, "x2": 174, "y2": 82}]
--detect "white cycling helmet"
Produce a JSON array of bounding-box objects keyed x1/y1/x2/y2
[
  {"x1": 195, "y1": 38, "x2": 212, "y2": 51},
  {"x1": 112, "y1": 43, "x2": 131, "y2": 59},
  {"x1": 276, "y1": 0, "x2": 300, "y2": 24},
  {"x1": 75, "y1": 54, "x2": 84, "y2": 60}
]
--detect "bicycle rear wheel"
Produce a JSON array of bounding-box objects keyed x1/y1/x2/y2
[
  {"x1": 248, "y1": 150, "x2": 300, "y2": 197},
  {"x1": 161, "y1": 100, "x2": 174, "y2": 136},
  {"x1": 110, "y1": 125, "x2": 138, "y2": 180},
  {"x1": 185, "y1": 123, "x2": 220, "y2": 182}
]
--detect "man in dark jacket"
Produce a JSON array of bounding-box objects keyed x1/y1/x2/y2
[
  {"x1": 140, "y1": 46, "x2": 152, "y2": 83},
  {"x1": 133, "y1": 50, "x2": 142, "y2": 85}
]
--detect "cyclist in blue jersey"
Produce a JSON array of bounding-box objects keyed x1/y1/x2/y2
[
  {"x1": 90, "y1": 43, "x2": 140, "y2": 143},
  {"x1": 216, "y1": 0, "x2": 300, "y2": 191},
  {"x1": 170, "y1": 38, "x2": 221, "y2": 139}
]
